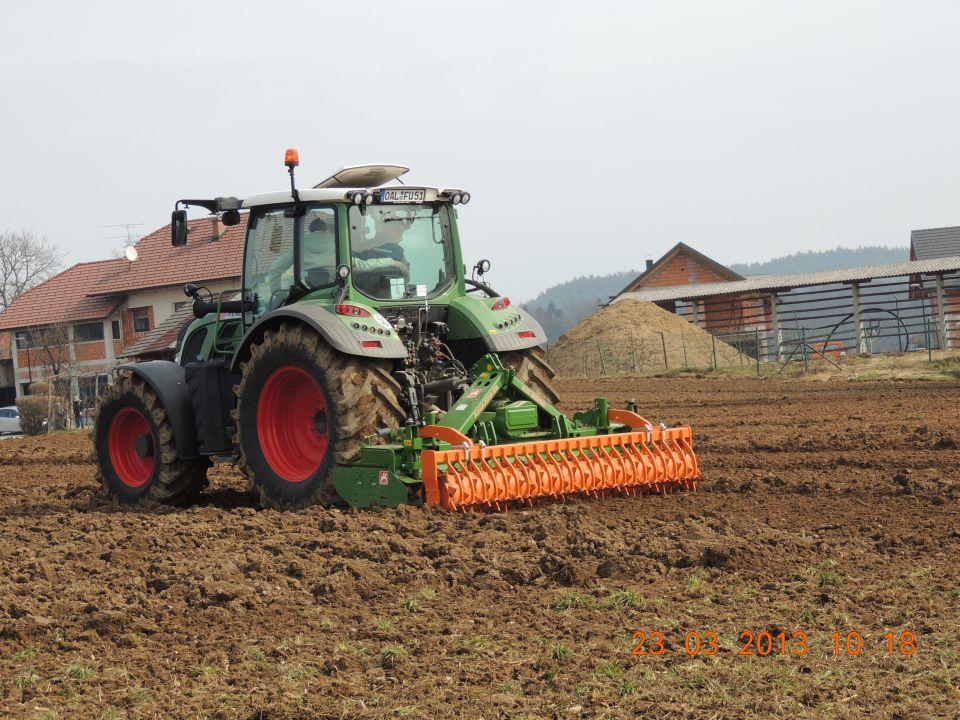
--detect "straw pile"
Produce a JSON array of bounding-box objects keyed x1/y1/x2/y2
[{"x1": 546, "y1": 299, "x2": 742, "y2": 376}]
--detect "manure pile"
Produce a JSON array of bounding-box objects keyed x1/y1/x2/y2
[{"x1": 546, "y1": 298, "x2": 741, "y2": 376}]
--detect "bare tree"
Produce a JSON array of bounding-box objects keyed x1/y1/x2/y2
[
  {"x1": 0, "y1": 230, "x2": 63, "y2": 312},
  {"x1": 24, "y1": 323, "x2": 76, "y2": 386}
]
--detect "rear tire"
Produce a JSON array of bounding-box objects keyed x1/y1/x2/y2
[
  {"x1": 94, "y1": 375, "x2": 209, "y2": 505},
  {"x1": 500, "y1": 346, "x2": 561, "y2": 406},
  {"x1": 235, "y1": 323, "x2": 404, "y2": 509}
]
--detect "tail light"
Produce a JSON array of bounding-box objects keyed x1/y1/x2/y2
[
  {"x1": 491, "y1": 297, "x2": 511, "y2": 311},
  {"x1": 518, "y1": 330, "x2": 535, "y2": 338},
  {"x1": 360, "y1": 340, "x2": 382, "y2": 348}
]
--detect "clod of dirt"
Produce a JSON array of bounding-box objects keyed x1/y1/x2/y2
[
  {"x1": 700, "y1": 547, "x2": 731, "y2": 568},
  {"x1": 595, "y1": 559, "x2": 625, "y2": 579},
  {"x1": 538, "y1": 554, "x2": 595, "y2": 586}
]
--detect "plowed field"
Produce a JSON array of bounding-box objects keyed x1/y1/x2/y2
[{"x1": 1, "y1": 378, "x2": 958, "y2": 719}]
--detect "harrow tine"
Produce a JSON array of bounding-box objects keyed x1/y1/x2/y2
[{"x1": 423, "y1": 422, "x2": 701, "y2": 512}]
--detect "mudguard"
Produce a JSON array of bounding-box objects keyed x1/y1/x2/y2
[
  {"x1": 484, "y1": 306, "x2": 548, "y2": 352},
  {"x1": 445, "y1": 296, "x2": 548, "y2": 352},
  {"x1": 230, "y1": 303, "x2": 407, "y2": 373},
  {"x1": 116, "y1": 361, "x2": 199, "y2": 459}
]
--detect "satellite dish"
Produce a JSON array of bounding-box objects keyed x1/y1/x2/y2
[{"x1": 124, "y1": 246, "x2": 138, "y2": 262}]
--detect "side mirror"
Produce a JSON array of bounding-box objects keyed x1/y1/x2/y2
[
  {"x1": 171, "y1": 209, "x2": 188, "y2": 247},
  {"x1": 222, "y1": 209, "x2": 241, "y2": 226}
]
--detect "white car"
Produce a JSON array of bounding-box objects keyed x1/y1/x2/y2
[{"x1": 0, "y1": 406, "x2": 22, "y2": 434}]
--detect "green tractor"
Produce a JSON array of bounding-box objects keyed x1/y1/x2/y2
[{"x1": 94, "y1": 152, "x2": 699, "y2": 511}]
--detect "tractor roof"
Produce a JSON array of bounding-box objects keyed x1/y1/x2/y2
[
  {"x1": 242, "y1": 185, "x2": 453, "y2": 208},
  {"x1": 242, "y1": 163, "x2": 466, "y2": 209}
]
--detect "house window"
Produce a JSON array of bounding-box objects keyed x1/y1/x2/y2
[
  {"x1": 74, "y1": 322, "x2": 105, "y2": 342},
  {"x1": 173, "y1": 301, "x2": 191, "y2": 312},
  {"x1": 111, "y1": 320, "x2": 121, "y2": 340},
  {"x1": 133, "y1": 308, "x2": 151, "y2": 333},
  {"x1": 15, "y1": 331, "x2": 28, "y2": 350}
]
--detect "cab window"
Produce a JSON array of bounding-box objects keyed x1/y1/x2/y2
[{"x1": 348, "y1": 204, "x2": 455, "y2": 301}]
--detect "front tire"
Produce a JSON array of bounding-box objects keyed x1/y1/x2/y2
[
  {"x1": 235, "y1": 323, "x2": 404, "y2": 509},
  {"x1": 94, "y1": 375, "x2": 209, "y2": 505}
]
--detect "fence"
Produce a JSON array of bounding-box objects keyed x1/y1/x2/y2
[
  {"x1": 580, "y1": 273, "x2": 959, "y2": 375},
  {"x1": 679, "y1": 275, "x2": 957, "y2": 364}
]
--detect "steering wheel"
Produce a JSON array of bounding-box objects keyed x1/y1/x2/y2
[{"x1": 267, "y1": 290, "x2": 288, "y2": 311}]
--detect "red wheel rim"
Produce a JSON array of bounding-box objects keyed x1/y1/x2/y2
[
  {"x1": 257, "y1": 366, "x2": 330, "y2": 483},
  {"x1": 108, "y1": 407, "x2": 156, "y2": 488}
]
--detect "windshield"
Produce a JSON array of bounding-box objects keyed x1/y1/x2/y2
[
  {"x1": 348, "y1": 204, "x2": 455, "y2": 301},
  {"x1": 243, "y1": 205, "x2": 338, "y2": 317}
]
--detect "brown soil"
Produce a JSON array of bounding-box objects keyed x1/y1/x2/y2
[
  {"x1": 547, "y1": 299, "x2": 741, "y2": 376},
  {"x1": 1, "y1": 379, "x2": 959, "y2": 719}
]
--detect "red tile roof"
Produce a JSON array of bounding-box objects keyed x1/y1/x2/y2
[
  {"x1": 0, "y1": 260, "x2": 124, "y2": 331},
  {"x1": 91, "y1": 215, "x2": 247, "y2": 295}
]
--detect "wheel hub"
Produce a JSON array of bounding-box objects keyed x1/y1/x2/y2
[
  {"x1": 107, "y1": 407, "x2": 156, "y2": 488},
  {"x1": 257, "y1": 365, "x2": 330, "y2": 483},
  {"x1": 135, "y1": 433, "x2": 154, "y2": 458}
]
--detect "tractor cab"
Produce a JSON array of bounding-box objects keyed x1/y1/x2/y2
[{"x1": 238, "y1": 174, "x2": 471, "y2": 325}]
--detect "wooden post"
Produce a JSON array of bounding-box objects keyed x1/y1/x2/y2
[
  {"x1": 681, "y1": 326, "x2": 688, "y2": 368},
  {"x1": 801, "y1": 327, "x2": 808, "y2": 371},
  {"x1": 850, "y1": 282, "x2": 866, "y2": 354},
  {"x1": 691, "y1": 301, "x2": 702, "y2": 328},
  {"x1": 769, "y1": 292, "x2": 782, "y2": 362},
  {"x1": 596, "y1": 339, "x2": 606, "y2": 376},
  {"x1": 659, "y1": 332, "x2": 668, "y2": 369},
  {"x1": 755, "y1": 327, "x2": 760, "y2": 376},
  {"x1": 935, "y1": 274, "x2": 947, "y2": 350},
  {"x1": 711, "y1": 332, "x2": 717, "y2": 369}
]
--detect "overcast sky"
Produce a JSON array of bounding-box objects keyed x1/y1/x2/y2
[{"x1": 2, "y1": 1, "x2": 958, "y2": 300}]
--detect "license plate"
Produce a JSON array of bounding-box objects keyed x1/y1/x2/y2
[{"x1": 380, "y1": 188, "x2": 425, "y2": 203}]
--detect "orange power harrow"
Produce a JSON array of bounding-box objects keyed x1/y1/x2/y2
[{"x1": 420, "y1": 417, "x2": 700, "y2": 511}]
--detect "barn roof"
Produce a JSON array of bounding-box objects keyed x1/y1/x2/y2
[
  {"x1": 910, "y1": 226, "x2": 960, "y2": 260},
  {"x1": 617, "y1": 242, "x2": 744, "y2": 296},
  {"x1": 615, "y1": 256, "x2": 960, "y2": 304}
]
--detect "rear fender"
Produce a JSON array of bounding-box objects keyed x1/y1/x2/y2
[
  {"x1": 229, "y1": 303, "x2": 407, "y2": 373},
  {"x1": 445, "y1": 295, "x2": 548, "y2": 352},
  {"x1": 115, "y1": 361, "x2": 199, "y2": 459}
]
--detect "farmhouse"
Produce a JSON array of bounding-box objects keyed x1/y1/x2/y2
[{"x1": 0, "y1": 216, "x2": 245, "y2": 406}]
